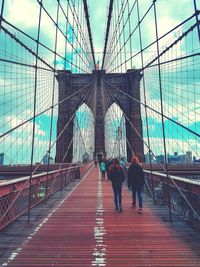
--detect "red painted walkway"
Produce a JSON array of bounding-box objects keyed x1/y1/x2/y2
[{"x1": 3, "y1": 167, "x2": 200, "y2": 267}]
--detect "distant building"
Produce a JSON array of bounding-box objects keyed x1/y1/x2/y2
[
  {"x1": 144, "y1": 154, "x2": 149, "y2": 163},
  {"x1": 193, "y1": 156, "x2": 200, "y2": 164},
  {"x1": 168, "y1": 155, "x2": 179, "y2": 164},
  {"x1": 145, "y1": 152, "x2": 154, "y2": 163},
  {"x1": 178, "y1": 154, "x2": 186, "y2": 164},
  {"x1": 174, "y1": 152, "x2": 178, "y2": 157},
  {"x1": 146, "y1": 151, "x2": 196, "y2": 165},
  {"x1": 156, "y1": 155, "x2": 165, "y2": 164},
  {"x1": 42, "y1": 154, "x2": 54, "y2": 164},
  {"x1": 186, "y1": 151, "x2": 192, "y2": 163},
  {"x1": 0, "y1": 153, "x2": 4, "y2": 165}
]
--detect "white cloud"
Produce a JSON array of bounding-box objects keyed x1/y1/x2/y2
[
  {"x1": 5, "y1": 115, "x2": 46, "y2": 136},
  {"x1": 0, "y1": 132, "x2": 51, "y2": 164},
  {"x1": 6, "y1": 0, "x2": 39, "y2": 28}
]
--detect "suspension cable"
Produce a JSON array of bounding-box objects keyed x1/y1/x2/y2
[
  {"x1": 103, "y1": 79, "x2": 200, "y2": 139},
  {"x1": 103, "y1": 80, "x2": 200, "y2": 222}
]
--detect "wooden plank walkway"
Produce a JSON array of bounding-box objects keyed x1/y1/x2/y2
[{"x1": 1, "y1": 167, "x2": 200, "y2": 267}]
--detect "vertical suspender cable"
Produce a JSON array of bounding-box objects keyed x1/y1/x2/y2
[
  {"x1": 76, "y1": 0, "x2": 80, "y2": 72},
  {"x1": 118, "y1": 0, "x2": 123, "y2": 73},
  {"x1": 122, "y1": 1, "x2": 127, "y2": 71},
  {"x1": 0, "y1": 0, "x2": 5, "y2": 28},
  {"x1": 71, "y1": 4, "x2": 75, "y2": 72},
  {"x1": 78, "y1": 0, "x2": 82, "y2": 72},
  {"x1": 28, "y1": 0, "x2": 42, "y2": 222},
  {"x1": 193, "y1": 0, "x2": 200, "y2": 43},
  {"x1": 114, "y1": 1, "x2": 119, "y2": 73},
  {"x1": 83, "y1": 0, "x2": 96, "y2": 69},
  {"x1": 127, "y1": 0, "x2": 133, "y2": 69},
  {"x1": 77, "y1": 0, "x2": 81, "y2": 72},
  {"x1": 136, "y1": 0, "x2": 155, "y2": 203},
  {"x1": 102, "y1": 0, "x2": 114, "y2": 70},
  {"x1": 128, "y1": 0, "x2": 133, "y2": 69},
  {"x1": 44, "y1": 0, "x2": 60, "y2": 204},
  {"x1": 153, "y1": 0, "x2": 172, "y2": 222},
  {"x1": 64, "y1": 2, "x2": 69, "y2": 70}
]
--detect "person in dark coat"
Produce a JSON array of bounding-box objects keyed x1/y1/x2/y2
[
  {"x1": 128, "y1": 155, "x2": 145, "y2": 214},
  {"x1": 94, "y1": 159, "x2": 98, "y2": 168},
  {"x1": 105, "y1": 158, "x2": 111, "y2": 180},
  {"x1": 108, "y1": 158, "x2": 125, "y2": 212}
]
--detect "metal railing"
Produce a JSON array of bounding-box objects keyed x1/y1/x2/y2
[
  {"x1": 145, "y1": 170, "x2": 200, "y2": 228},
  {"x1": 0, "y1": 162, "x2": 93, "y2": 231}
]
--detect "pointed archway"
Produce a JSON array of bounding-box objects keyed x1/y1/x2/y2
[
  {"x1": 73, "y1": 103, "x2": 94, "y2": 162},
  {"x1": 105, "y1": 103, "x2": 127, "y2": 160}
]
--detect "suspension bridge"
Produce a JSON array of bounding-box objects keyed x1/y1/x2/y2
[{"x1": 0, "y1": 0, "x2": 200, "y2": 266}]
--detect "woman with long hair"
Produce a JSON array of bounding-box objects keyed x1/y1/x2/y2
[
  {"x1": 128, "y1": 155, "x2": 145, "y2": 214},
  {"x1": 108, "y1": 158, "x2": 125, "y2": 212}
]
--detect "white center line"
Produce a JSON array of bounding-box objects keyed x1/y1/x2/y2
[{"x1": 91, "y1": 171, "x2": 106, "y2": 266}]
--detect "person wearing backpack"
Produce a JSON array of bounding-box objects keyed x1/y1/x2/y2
[
  {"x1": 108, "y1": 158, "x2": 125, "y2": 212},
  {"x1": 100, "y1": 159, "x2": 106, "y2": 180},
  {"x1": 128, "y1": 155, "x2": 145, "y2": 214}
]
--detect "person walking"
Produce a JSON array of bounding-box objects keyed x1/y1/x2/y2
[
  {"x1": 94, "y1": 159, "x2": 98, "y2": 168},
  {"x1": 108, "y1": 158, "x2": 125, "y2": 212},
  {"x1": 105, "y1": 158, "x2": 111, "y2": 180},
  {"x1": 128, "y1": 155, "x2": 145, "y2": 214},
  {"x1": 119, "y1": 157, "x2": 127, "y2": 181},
  {"x1": 100, "y1": 159, "x2": 106, "y2": 180}
]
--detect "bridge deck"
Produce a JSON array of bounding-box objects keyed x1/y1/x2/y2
[{"x1": 1, "y1": 167, "x2": 200, "y2": 267}]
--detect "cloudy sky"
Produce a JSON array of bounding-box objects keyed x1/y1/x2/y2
[
  {"x1": 2, "y1": 0, "x2": 199, "y2": 69},
  {"x1": 0, "y1": 0, "x2": 199, "y2": 164}
]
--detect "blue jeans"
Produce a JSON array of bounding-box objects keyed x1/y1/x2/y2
[
  {"x1": 112, "y1": 183, "x2": 122, "y2": 209},
  {"x1": 131, "y1": 188, "x2": 143, "y2": 208}
]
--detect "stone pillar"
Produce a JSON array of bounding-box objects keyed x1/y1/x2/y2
[
  {"x1": 93, "y1": 70, "x2": 106, "y2": 159},
  {"x1": 55, "y1": 71, "x2": 73, "y2": 163},
  {"x1": 55, "y1": 69, "x2": 143, "y2": 163},
  {"x1": 126, "y1": 70, "x2": 144, "y2": 162}
]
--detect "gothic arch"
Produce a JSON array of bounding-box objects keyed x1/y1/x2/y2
[
  {"x1": 56, "y1": 70, "x2": 144, "y2": 162},
  {"x1": 104, "y1": 103, "x2": 127, "y2": 159},
  {"x1": 73, "y1": 103, "x2": 94, "y2": 162}
]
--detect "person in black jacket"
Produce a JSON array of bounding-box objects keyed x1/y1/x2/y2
[
  {"x1": 108, "y1": 158, "x2": 125, "y2": 212},
  {"x1": 128, "y1": 156, "x2": 145, "y2": 214}
]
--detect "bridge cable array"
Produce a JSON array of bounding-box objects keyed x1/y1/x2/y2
[{"x1": 0, "y1": 0, "x2": 200, "y2": 227}]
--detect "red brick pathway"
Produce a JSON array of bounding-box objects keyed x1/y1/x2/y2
[{"x1": 3, "y1": 167, "x2": 200, "y2": 267}]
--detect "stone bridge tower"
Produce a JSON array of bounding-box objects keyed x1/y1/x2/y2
[{"x1": 55, "y1": 69, "x2": 144, "y2": 163}]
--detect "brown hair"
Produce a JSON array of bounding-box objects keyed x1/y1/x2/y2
[
  {"x1": 109, "y1": 158, "x2": 122, "y2": 171},
  {"x1": 131, "y1": 155, "x2": 140, "y2": 165}
]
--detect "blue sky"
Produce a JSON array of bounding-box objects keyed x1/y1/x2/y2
[{"x1": 0, "y1": 0, "x2": 200, "y2": 163}]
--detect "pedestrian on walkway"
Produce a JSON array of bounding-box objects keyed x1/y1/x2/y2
[
  {"x1": 100, "y1": 159, "x2": 106, "y2": 180},
  {"x1": 128, "y1": 155, "x2": 145, "y2": 214},
  {"x1": 108, "y1": 158, "x2": 125, "y2": 212},
  {"x1": 94, "y1": 159, "x2": 98, "y2": 168},
  {"x1": 119, "y1": 157, "x2": 127, "y2": 180},
  {"x1": 105, "y1": 158, "x2": 111, "y2": 180}
]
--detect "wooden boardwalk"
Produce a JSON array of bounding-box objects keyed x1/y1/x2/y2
[{"x1": 0, "y1": 167, "x2": 200, "y2": 267}]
